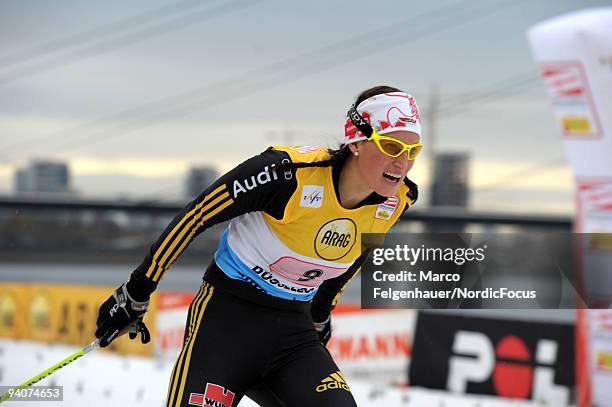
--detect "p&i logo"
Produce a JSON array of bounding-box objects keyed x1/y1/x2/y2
[{"x1": 448, "y1": 331, "x2": 570, "y2": 403}]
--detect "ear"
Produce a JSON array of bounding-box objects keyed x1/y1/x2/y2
[{"x1": 348, "y1": 142, "x2": 361, "y2": 155}]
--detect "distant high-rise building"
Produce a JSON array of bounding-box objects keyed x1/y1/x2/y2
[
  {"x1": 430, "y1": 153, "x2": 469, "y2": 207},
  {"x1": 186, "y1": 166, "x2": 219, "y2": 197},
  {"x1": 15, "y1": 160, "x2": 72, "y2": 195}
]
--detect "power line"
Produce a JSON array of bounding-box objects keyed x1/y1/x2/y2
[
  {"x1": 437, "y1": 73, "x2": 540, "y2": 117},
  {"x1": 0, "y1": 0, "x2": 222, "y2": 69},
  {"x1": 427, "y1": 75, "x2": 565, "y2": 193},
  {"x1": 0, "y1": 0, "x2": 262, "y2": 86},
  {"x1": 475, "y1": 156, "x2": 567, "y2": 193},
  {"x1": 0, "y1": 0, "x2": 474, "y2": 156},
  {"x1": 1, "y1": 0, "x2": 525, "y2": 162}
]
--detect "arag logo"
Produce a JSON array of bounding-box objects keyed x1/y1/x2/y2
[{"x1": 314, "y1": 218, "x2": 356, "y2": 261}]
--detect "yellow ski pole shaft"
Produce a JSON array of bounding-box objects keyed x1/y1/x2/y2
[{"x1": 0, "y1": 339, "x2": 99, "y2": 404}]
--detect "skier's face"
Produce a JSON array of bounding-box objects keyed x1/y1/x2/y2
[{"x1": 352, "y1": 130, "x2": 420, "y2": 197}]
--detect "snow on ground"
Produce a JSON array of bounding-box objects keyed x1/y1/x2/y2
[{"x1": 0, "y1": 339, "x2": 558, "y2": 406}]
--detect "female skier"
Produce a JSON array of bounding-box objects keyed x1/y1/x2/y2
[{"x1": 95, "y1": 85, "x2": 422, "y2": 407}]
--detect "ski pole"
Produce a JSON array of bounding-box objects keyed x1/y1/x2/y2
[{"x1": 0, "y1": 339, "x2": 99, "y2": 403}]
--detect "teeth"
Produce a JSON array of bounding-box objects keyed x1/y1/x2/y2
[{"x1": 383, "y1": 172, "x2": 401, "y2": 179}]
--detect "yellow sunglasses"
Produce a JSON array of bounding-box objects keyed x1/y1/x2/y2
[{"x1": 368, "y1": 129, "x2": 423, "y2": 160}]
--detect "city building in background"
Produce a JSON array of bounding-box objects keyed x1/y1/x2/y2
[
  {"x1": 14, "y1": 160, "x2": 74, "y2": 196},
  {"x1": 185, "y1": 165, "x2": 218, "y2": 198},
  {"x1": 430, "y1": 153, "x2": 470, "y2": 208}
]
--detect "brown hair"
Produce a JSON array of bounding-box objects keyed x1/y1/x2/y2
[{"x1": 274, "y1": 85, "x2": 403, "y2": 171}]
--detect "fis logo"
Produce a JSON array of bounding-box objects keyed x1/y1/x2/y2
[
  {"x1": 315, "y1": 371, "x2": 351, "y2": 393},
  {"x1": 300, "y1": 185, "x2": 324, "y2": 208},
  {"x1": 189, "y1": 383, "x2": 235, "y2": 407}
]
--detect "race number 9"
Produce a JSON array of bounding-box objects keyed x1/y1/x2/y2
[{"x1": 298, "y1": 269, "x2": 323, "y2": 282}]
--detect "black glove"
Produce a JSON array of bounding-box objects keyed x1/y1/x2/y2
[
  {"x1": 313, "y1": 314, "x2": 332, "y2": 346},
  {"x1": 95, "y1": 282, "x2": 151, "y2": 347}
]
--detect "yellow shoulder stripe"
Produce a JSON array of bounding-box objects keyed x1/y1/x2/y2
[{"x1": 145, "y1": 184, "x2": 233, "y2": 282}]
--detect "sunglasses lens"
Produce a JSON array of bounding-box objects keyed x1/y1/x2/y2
[
  {"x1": 379, "y1": 139, "x2": 404, "y2": 157},
  {"x1": 408, "y1": 145, "x2": 423, "y2": 160}
]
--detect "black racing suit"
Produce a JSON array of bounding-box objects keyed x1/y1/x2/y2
[{"x1": 125, "y1": 147, "x2": 417, "y2": 407}]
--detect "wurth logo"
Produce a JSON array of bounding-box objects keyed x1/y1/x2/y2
[{"x1": 189, "y1": 383, "x2": 235, "y2": 407}]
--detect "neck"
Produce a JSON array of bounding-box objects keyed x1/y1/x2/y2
[{"x1": 338, "y1": 155, "x2": 373, "y2": 209}]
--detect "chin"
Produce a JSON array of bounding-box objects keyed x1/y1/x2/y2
[{"x1": 374, "y1": 183, "x2": 401, "y2": 198}]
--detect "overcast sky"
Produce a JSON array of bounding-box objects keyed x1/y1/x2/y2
[{"x1": 0, "y1": 0, "x2": 609, "y2": 213}]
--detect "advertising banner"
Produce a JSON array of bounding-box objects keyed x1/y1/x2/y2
[
  {"x1": 527, "y1": 8, "x2": 612, "y2": 177},
  {"x1": 154, "y1": 293, "x2": 418, "y2": 382},
  {"x1": 327, "y1": 309, "x2": 415, "y2": 383},
  {"x1": 0, "y1": 283, "x2": 156, "y2": 357},
  {"x1": 409, "y1": 312, "x2": 575, "y2": 405},
  {"x1": 527, "y1": 7, "x2": 612, "y2": 406},
  {"x1": 155, "y1": 291, "x2": 193, "y2": 358}
]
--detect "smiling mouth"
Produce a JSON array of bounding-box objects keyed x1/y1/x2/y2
[{"x1": 383, "y1": 171, "x2": 402, "y2": 183}]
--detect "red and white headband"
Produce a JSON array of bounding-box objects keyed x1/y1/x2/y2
[{"x1": 344, "y1": 92, "x2": 421, "y2": 144}]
